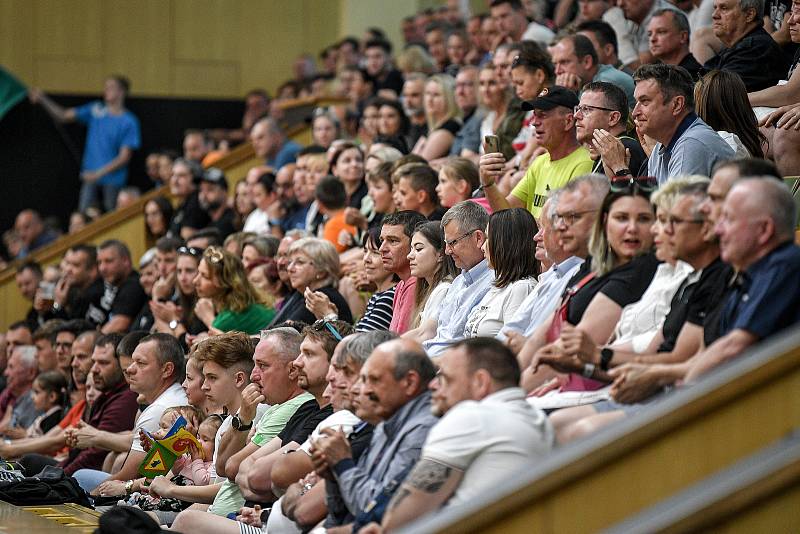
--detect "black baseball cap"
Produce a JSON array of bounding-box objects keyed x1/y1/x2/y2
[
  {"x1": 521, "y1": 86, "x2": 579, "y2": 112},
  {"x1": 200, "y1": 167, "x2": 228, "y2": 191}
]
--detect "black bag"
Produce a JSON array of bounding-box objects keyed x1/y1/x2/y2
[{"x1": 0, "y1": 465, "x2": 92, "y2": 508}]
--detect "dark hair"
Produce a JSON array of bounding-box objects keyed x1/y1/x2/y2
[
  {"x1": 511, "y1": 46, "x2": 555, "y2": 85},
  {"x1": 382, "y1": 210, "x2": 428, "y2": 239},
  {"x1": 16, "y1": 260, "x2": 42, "y2": 277},
  {"x1": 330, "y1": 142, "x2": 364, "y2": 170},
  {"x1": 365, "y1": 38, "x2": 393, "y2": 55},
  {"x1": 366, "y1": 160, "x2": 396, "y2": 190},
  {"x1": 450, "y1": 337, "x2": 521, "y2": 388},
  {"x1": 187, "y1": 227, "x2": 222, "y2": 247},
  {"x1": 583, "y1": 81, "x2": 629, "y2": 123},
  {"x1": 372, "y1": 135, "x2": 410, "y2": 154},
  {"x1": 411, "y1": 222, "x2": 459, "y2": 325},
  {"x1": 155, "y1": 236, "x2": 183, "y2": 253},
  {"x1": 363, "y1": 225, "x2": 384, "y2": 250},
  {"x1": 34, "y1": 370, "x2": 69, "y2": 410},
  {"x1": 98, "y1": 239, "x2": 131, "y2": 261},
  {"x1": 634, "y1": 63, "x2": 695, "y2": 108},
  {"x1": 303, "y1": 320, "x2": 355, "y2": 362},
  {"x1": 566, "y1": 34, "x2": 598, "y2": 66},
  {"x1": 339, "y1": 36, "x2": 360, "y2": 50},
  {"x1": 139, "y1": 333, "x2": 186, "y2": 384},
  {"x1": 33, "y1": 320, "x2": 65, "y2": 345},
  {"x1": 109, "y1": 75, "x2": 130, "y2": 95},
  {"x1": 315, "y1": 176, "x2": 348, "y2": 210},
  {"x1": 57, "y1": 319, "x2": 95, "y2": 336},
  {"x1": 95, "y1": 333, "x2": 124, "y2": 357},
  {"x1": 298, "y1": 144, "x2": 328, "y2": 157},
  {"x1": 8, "y1": 320, "x2": 31, "y2": 332},
  {"x1": 144, "y1": 196, "x2": 174, "y2": 242},
  {"x1": 394, "y1": 164, "x2": 440, "y2": 206},
  {"x1": 377, "y1": 99, "x2": 411, "y2": 138},
  {"x1": 576, "y1": 20, "x2": 619, "y2": 55},
  {"x1": 490, "y1": 0, "x2": 523, "y2": 10},
  {"x1": 173, "y1": 157, "x2": 203, "y2": 183},
  {"x1": 118, "y1": 331, "x2": 150, "y2": 359},
  {"x1": 68, "y1": 244, "x2": 98, "y2": 269},
  {"x1": 713, "y1": 157, "x2": 781, "y2": 179},
  {"x1": 488, "y1": 208, "x2": 539, "y2": 288},
  {"x1": 256, "y1": 171, "x2": 276, "y2": 194},
  {"x1": 392, "y1": 348, "x2": 437, "y2": 384}
]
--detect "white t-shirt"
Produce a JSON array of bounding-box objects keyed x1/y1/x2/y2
[
  {"x1": 423, "y1": 388, "x2": 554, "y2": 507},
  {"x1": 420, "y1": 281, "x2": 452, "y2": 324},
  {"x1": 521, "y1": 21, "x2": 555, "y2": 47},
  {"x1": 131, "y1": 383, "x2": 188, "y2": 452},
  {"x1": 463, "y1": 278, "x2": 537, "y2": 338},
  {"x1": 243, "y1": 208, "x2": 269, "y2": 234},
  {"x1": 298, "y1": 410, "x2": 362, "y2": 454}
]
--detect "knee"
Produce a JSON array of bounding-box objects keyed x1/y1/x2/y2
[
  {"x1": 171, "y1": 509, "x2": 202, "y2": 531},
  {"x1": 558, "y1": 417, "x2": 602, "y2": 445},
  {"x1": 773, "y1": 128, "x2": 800, "y2": 158}
]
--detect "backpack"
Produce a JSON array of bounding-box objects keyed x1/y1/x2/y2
[{"x1": 0, "y1": 465, "x2": 92, "y2": 508}]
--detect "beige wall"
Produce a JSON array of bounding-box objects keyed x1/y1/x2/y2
[{"x1": 0, "y1": 0, "x2": 342, "y2": 98}]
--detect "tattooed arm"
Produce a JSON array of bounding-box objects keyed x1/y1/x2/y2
[{"x1": 381, "y1": 458, "x2": 464, "y2": 531}]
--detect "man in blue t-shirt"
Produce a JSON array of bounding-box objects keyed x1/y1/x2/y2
[{"x1": 30, "y1": 76, "x2": 141, "y2": 212}]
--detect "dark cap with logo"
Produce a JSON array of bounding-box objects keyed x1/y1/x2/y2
[
  {"x1": 521, "y1": 86, "x2": 579, "y2": 112},
  {"x1": 200, "y1": 167, "x2": 228, "y2": 191}
]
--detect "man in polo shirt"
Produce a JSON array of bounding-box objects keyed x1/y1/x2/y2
[
  {"x1": 379, "y1": 338, "x2": 553, "y2": 530},
  {"x1": 479, "y1": 86, "x2": 593, "y2": 219},
  {"x1": 381, "y1": 210, "x2": 427, "y2": 334},
  {"x1": 422, "y1": 201, "x2": 495, "y2": 357},
  {"x1": 633, "y1": 64, "x2": 734, "y2": 185}
]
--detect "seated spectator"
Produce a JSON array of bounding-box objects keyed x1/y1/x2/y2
[
  {"x1": 32, "y1": 321, "x2": 62, "y2": 373},
  {"x1": 403, "y1": 73, "x2": 429, "y2": 148},
  {"x1": 49, "y1": 244, "x2": 103, "y2": 323},
  {"x1": 450, "y1": 66, "x2": 484, "y2": 157},
  {"x1": 1, "y1": 322, "x2": 32, "y2": 390},
  {"x1": 403, "y1": 221, "x2": 458, "y2": 340},
  {"x1": 194, "y1": 246, "x2": 274, "y2": 334},
  {"x1": 269, "y1": 238, "x2": 353, "y2": 325},
  {"x1": 575, "y1": 81, "x2": 647, "y2": 178},
  {"x1": 703, "y1": 0, "x2": 786, "y2": 92},
  {"x1": 423, "y1": 201, "x2": 495, "y2": 356},
  {"x1": 151, "y1": 245, "x2": 206, "y2": 342},
  {"x1": 198, "y1": 168, "x2": 237, "y2": 240},
  {"x1": 250, "y1": 117, "x2": 302, "y2": 169},
  {"x1": 25, "y1": 370, "x2": 67, "y2": 438},
  {"x1": 436, "y1": 157, "x2": 489, "y2": 212},
  {"x1": 144, "y1": 196, "x2": 174, "y2": 246},
  {"x1": 616, "y1": 0, "x2": 682, "y2": 68},
  {"x1": 363, "y1": 161, "x2": 398, "y2": 232},
  {"x1": 223, "y1": 231, "x2": 255, "y2": 257},
  {"x1": 309, "y1": 338, "x2": 438, "y2": 530},
  {"x1": 241, "y1": 169, "x2": 277, "y2": 235},
  {"x1": 424, "y1": 22, "x2": 449, "y2": 72},
  {"x1": 87, "y1": 240, "x2": 147, "y2": 334},
  {"x1": 377, "y1": 98, "x2": 411, "y2": 144},
  {"x1": 68, "y1": 211, "x2": 92, "y2": 234},
  {"x1": 646, "y1": 8, "x2": 704, "y2": 79},
  {"x1": 84, "y1": 333, "x2": 186, "y2": 494},
  {"x1": 378, "y1": 338, "x2": 554, "y2": 530},
  {"x1": 241, "y1": 235, "x2": 278, "y2": 272},
  {"x1": 168, "y1": 158, "x2": 211, "y2": 240},
  {"x1": 508, "y1": 46, "x2": 555, "y2": 164},
  {"x1": 464, "y1": 208, "x2": 539, "y2": 338},
  {"x1": 549, "y1": 34, "x2": 636, "y2": 109},
  {"x1": 186, "y1": 227, "x2": 222, "y2": 250},
  {"x1": 480, "y1": 86, "x2": 593, "y2": 218},
  {"x1": 364, "y1": 38, "x2": 405, "y2": 97},
  {"x1": 576, "y1": 20, "x2": 633, "y2": 75},
  {"x1": 331, "y1": 143, "x2": 368, "y2": 210},
  {"x1": 271, "y1": 163, "x2": 307, "y2": 235},
  {"x1": 519, "y1": 178, "x2": 659, "y2": 392},
  {"x1": 317, "y1": 176, "x2": 358, "y2": 253},
  {"x1": 444, "y1": 29, "x2": 469, "y2": 76},
  {"x1": 311, "y1": 110, "x2": 341, "y2": 150},
  {"x1": 183, "y1": 129, "x2": 212, "y2": 164},
  {"x1": 633, "y1": 64, "x2": 735, "y2": 184},
  {"x1": 232, "y1": 180, "x2": 254, "y2": 233},
  {"x1": 477, "y1": 63, "x2": 511, "y2": 160},
  {"x1": 490, "y1": 0, "x2": 555, "y2": 48},
  {"x1": 115, "y1": 186, "x2": 141, "y2": 210},
  {"x1": 354, "y1": 228, "x2": 397, "y2": 332},
  {"x1": 412, "y1": 74, "x2": 462, "y2": 160},
  {"x1": 695, "y1": 70, "x2": 766, "y2": 157},
  {"x1": 380, "y1": 211, "x2": 427, "y2": 334},
  {"x1": 0, "y1": 345, "x2": 39, "y2": 438},
  {"x1": 15, "y1": 261, "x2": 45, "y2": 332},
  {"x1": 392, "y1": 164, "x2": 446, "y2": 220}
]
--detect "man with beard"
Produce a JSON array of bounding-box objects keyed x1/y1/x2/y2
[{"x1": 198, "y1": 167, "x2": 236, "y2": 240}]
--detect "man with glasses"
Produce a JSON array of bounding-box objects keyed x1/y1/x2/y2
[
  {"x1": 479, "y1": 86, "x2": 593, "y2": 219},
  {"x1": 574, "y1": 82, "x2": 647, "y2": 178},
  {"x1": 422, "y1": 201, "x2": 495, "y2": 357}
]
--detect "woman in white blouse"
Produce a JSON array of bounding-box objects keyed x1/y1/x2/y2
[
  {"x1": 402, "y1": 222, "x2": 459, "y2": 343},
  {"x1": 464, "y1": 208, "x2": 539, "y2": 338}
]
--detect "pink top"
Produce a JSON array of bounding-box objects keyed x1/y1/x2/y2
[
  {"x1": 468, "y1": 197, "x2": 493, "y2": 214},
  {"x1": 389, "y1": 277, "x2": 418, "y2": 334},
  {"x1": 172, "y1": 455, "x2": 212, "y2": 486}
]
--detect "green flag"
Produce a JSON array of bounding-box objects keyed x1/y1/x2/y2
[{"x1": 0, "y1": 67, "x2": 27, "y2": 121}]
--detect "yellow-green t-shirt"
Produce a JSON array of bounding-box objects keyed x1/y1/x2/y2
[{"x1": 510, "y1": 146, "x2": 594, "y2": 218}]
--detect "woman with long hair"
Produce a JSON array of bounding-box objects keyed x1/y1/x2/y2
[
  {"x1": 144, "y1": 196, "x2": 174, "y2": 246},
  {"x1": 193, "y1": 246, "x2": 274, "y2": 334},
  {"x1": 354, "y1": 227, "x2": 398, "y2": 332},
  {"x1": 695, "y1": 70, "x2": 766, "y2": 158},
  {"x1": 412, "y1": 74, "x2": 462, "y2": 160},
  {"x1": 152, "y1": 246, "x2": 207, "y2": 342},
  {"x1": 311, "y1": 111, "x2": 341, "y2": 149},
  {"x1": 330, "y1": 142, "x2": 368, "y2": 210},
  {"x1": 474, "y1": 64, "x2": 511, "y2": 159},
  {"x1": 464, "y1": 208, "x2": 539, "y2": 338}
]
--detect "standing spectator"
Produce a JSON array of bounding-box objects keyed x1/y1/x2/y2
[
  {"x1": 647, "y1": 9, "x2": 704, "y2": 79},
  {"x1": 13, "y1": 210, "x2": 58, "y2": 259},
  {"x1": 86, "y1": 240, "x2": 147, "y2": 334},
  {"x1": 382, "y1": 211, "x2": 428, "y2": 334},
  {"x1": 30, "y1": 76, "x2": 141, "y2": 212},
  {"x1": 250, "y1": 118, "x2": 301, "y2": 169}
]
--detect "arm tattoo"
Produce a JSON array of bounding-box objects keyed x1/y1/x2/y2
[{"x1": 406, "y1": 459, "x2": 452, "y2": 493}]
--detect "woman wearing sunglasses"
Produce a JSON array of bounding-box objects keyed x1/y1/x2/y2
[
  {"x1": 520, "y1": 177, "x2": 660, "y2": 392},
  {"x1": 152, "y1": 246, "x2": 208, "y2": 344},
  {"x1": 192, "y1": 247, "x2": 275, "y2": 335}
]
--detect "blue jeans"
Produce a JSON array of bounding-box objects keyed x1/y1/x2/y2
[
  {"x1": 78, "y1": 181, "x2": 122, "y2": 213},
  {"x1": 72, "y1": 468, "x2": 110, "y2": 493}
]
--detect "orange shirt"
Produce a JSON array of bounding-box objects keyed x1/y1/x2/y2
[
  {"x1": 322, "y1": 210, "x2": 358, "y2": 253},
  {"x1": 59, "y1": 399, "x2": 87, "y2": 430}
]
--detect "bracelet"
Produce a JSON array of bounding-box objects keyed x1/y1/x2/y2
[
  {"x1": 582, "y1": 363, "x2": 596, "y2": 378},
  {"x1": 479, "y1": 180, "x2": 495, "y2": 190}
]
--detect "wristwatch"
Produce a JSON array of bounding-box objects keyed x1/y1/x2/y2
[
  {"x1": 231, "y1": 414, "x2": 252, "y2": 431},
  {"x1": 323, "y1": 313, "x2": 338, "y2": 322},
  {"x1": 125, "y1": 479, "x2": 134, "y2": 495},
  {"x1": 600, "y1": 347, "x2": 614, "y2": 371},
  {"x1": 613, "y1": 168, "x2": 632, "y2": 178}
]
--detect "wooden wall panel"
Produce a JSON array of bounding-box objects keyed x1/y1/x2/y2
[
  {"x1": 0, "y1": 1, "x2": 35, "y2": 82},
  {"x1": 33, "y1": 0, "x2": 103, "y2": 58},
  {"x1": 172, "y1": 60, "x2": 240, "y2": 97}
]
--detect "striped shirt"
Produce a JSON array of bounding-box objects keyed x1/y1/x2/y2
[{"x1": 355, "y1": 286, "x2": 396, "y2": 332}]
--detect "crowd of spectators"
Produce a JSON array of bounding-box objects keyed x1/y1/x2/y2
[{"x1": 2, "y1": 0, "x2": 800, "y2": 531}]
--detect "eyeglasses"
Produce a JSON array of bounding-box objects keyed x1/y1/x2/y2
[
  {"x1": 288, "y1": 257, "x2": 312, "y2": 268},
  {"x1": 574, "y1": 104, "x2": 617, "y2": 115},
  {"x1": 444, "y1": 228, "x2": 478, "y2": 249},
  {"x1": 205, "y1": 246, "x2": 224, "y2": 264},
  {"x1": 666, "y1": 215, "x2": 705, "y2": 229},
  {"x1": 554, "y1": 209, "x2": 596, "y2": 226},
  {"x1": 609, "y1": 176, "x2": 658, "y2": 196},
  {"x1": 312, "y1": 319, "x2": 343, "y2": 341},
  {"x1": 178, "y1": 246, "x2": 203, "y2": 258}
]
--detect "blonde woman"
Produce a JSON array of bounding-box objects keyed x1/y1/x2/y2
[{"x1": 412, "y1": 74, "x2": 462, "y2": 161}]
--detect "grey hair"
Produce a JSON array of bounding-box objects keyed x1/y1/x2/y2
[
  {"x1": 14, "y1": 345, "x2": 37, "y2": 369},
  {"x1": 650, "y1": 175, "x2": 710, "y2": 213},
  {"x1": 254, "y1": 117, "x2": 284, "y2": 136},
  {"x1": 441, "y1": 200, "x2": 489, "y2": 233},
  {"x1": 289, "y1": 237, "x2": 341, "y2": 288},
  {"x1": 392, "y1": 350, "x2": 437, "y2": 384},
  {"x1": 558, "y1": 173, "x2": 609, "y2": 207},
  {"x1": 739, "y1": 0, "x2": 765, "y2": 20},
  {"x1": 261, "y1": 327, "x2": 304, "y2": 362},
  {"x1": 652, "y1": 8, "x2": 691, "y2": 38},
  {"x1": 335, "y1": 330, "x2": 398, "y2": 367},
  {"x1": 405, "y1": 72, "x2": 429, "y2": 84},
  {"x1": 737, "y1": 177, "x2": 796, "y2": 240}
]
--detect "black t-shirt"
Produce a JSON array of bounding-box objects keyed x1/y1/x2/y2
[
  {"x1": 427, "y1": 206, "x2": 447, "y2": 221},
  {"x1": 277, "y1": 399, "x2": 334, "y2": 446},
  {"x1": 169, "y1": 192, "x2": 210, "y2": 237},
  {"x1": 374, "y1": 69, "x2": 404, "y2": 96},
  {"x1": 209, "y1": 208, "x2": 237, "y2": 241},
  {"x1": 678, "y1": 54, "x2": 704, "y2": 81},
  {"x1": 407, "y1": 123, "x2": 428, "y2": 150},
  {"x1": 437, "y1": 118, "x2": 462, "y2": 136},
  {"x1": 703, "y1": 26, "x2": 787, "y2": 92},
  {"x1": 85, "y1": 271, "x2": 148, "y2": 328},
  {"x1": 593, "y1": 135, "x2": 648, "y2": 177},
  {"x1": 65, "y1": 277, "x2": 104, "y2": 320},
  {"x1": 347, "y1": 180, "x2": 369, "y2": 210},
  {"x1": 566, "y1": 253, "x2": 660, "y2": 326},
  {"x1": 268, "y1": 287, "x2": 354, "y2": 327},
  {"x1": 658, "y1": 258, "x2": 732, "y2": 353}
]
